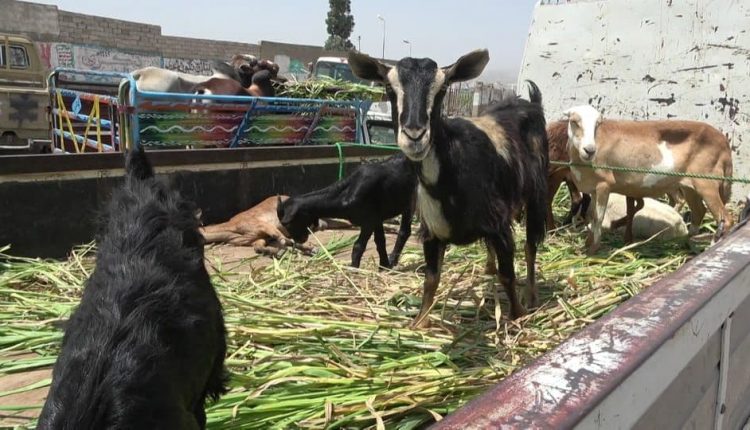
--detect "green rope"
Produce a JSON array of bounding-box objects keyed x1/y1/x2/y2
[
  {"x1": 334, "y1": 142, "x2": 401, "y2": 180},
  {"x1": 550, "y1": 160, "x2": 750, "y2": 184},
  {"x1": 332, "y1": 144, "x2": 750, "y2": 184}
]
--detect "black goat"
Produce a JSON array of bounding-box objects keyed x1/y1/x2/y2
[
  {"x1": 277, "y1": 153, "x2": 417, "y2": 269},
  {"x1": 37, "y1": 146, "x2": 228, "y2": 429},
  {"x1": 349, "y1": 50, "x2": 549, "y2": 327}
]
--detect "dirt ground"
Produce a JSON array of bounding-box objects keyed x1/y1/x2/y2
[
  {"x1": 0, "y1": 353, "x2": 51, "y2": 427},
  {"x1": 204, "y1": 223, "x2": 422, "y2": 270},
  {"x1": 0, "y1": 225, "x2": 421, "y2": 428}
]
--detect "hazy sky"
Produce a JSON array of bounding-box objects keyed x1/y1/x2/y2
[{"x1": 34, "y1": 0, "x2": 538, "y2": 80}]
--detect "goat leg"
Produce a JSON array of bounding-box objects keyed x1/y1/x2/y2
[
  {"x1": 291, "y1": 241, "x2": 317, "y2": 256},
  {"x1": 388, "y1": 207, "x2": 413, "y2": 267},
  {"x1": 587, "y1": 185, "x2": 611, "y2": 255},
  {"x1": 351, "y1": 227, "x2": 374, "y2": 268},
  {"x1": 524, "y1": 241, "x2": 538, "y2": 309},
  {"x1": 489, "y1": 232, "x2": 526, "y2": 319},
  {"x1": 484, "y1": 243, "x2": 497, "y2": 275},
  {"x1": 546, "y1": 168, "x2": 569, "y2": 231},
  {"x1": 252, "y1": 239, "x2": 285, "y2": 258},
  {"x1": 412, "y1": 238, "x2": 445, "y2": 329},
  {"x1": 623, "y1": 197, "x2": 644, "y2": 243},
  {"x1": 373, "y1": 224, "x2": 392, "y2": 269},
  {"x1": 563, "y1": 179, "x2": 586, "y2": 226}
]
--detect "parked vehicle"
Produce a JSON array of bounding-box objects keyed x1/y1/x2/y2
[
  {"x1": 309, "y1": 56, "x2": 368, "y2": 85},
  {"x1": 0, "y1": 34, "x2": 50, "y2": 153}
]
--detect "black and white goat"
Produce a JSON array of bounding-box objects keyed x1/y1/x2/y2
[
  {"x1": 37, "y1": 147, "x2": 228, "y2": 429},
  {"x1": 349, "y1": 50, "x2": 549, "y2": 327},
  {"x1": 277, "y1": 154, "x2": 417, "y2": 269}
]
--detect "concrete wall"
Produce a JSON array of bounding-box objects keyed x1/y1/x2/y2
[{"x1": 518, "y1": 0, "x2": 750, "y2": 197}]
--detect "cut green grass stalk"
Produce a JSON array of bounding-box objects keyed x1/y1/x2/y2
[{"x1": 0, "y1": 196, "x2": 721, "y2": 428}]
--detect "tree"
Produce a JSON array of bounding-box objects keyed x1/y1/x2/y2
[{"x1": 324, "y1": 0, "x2": 355, "y2": 51}]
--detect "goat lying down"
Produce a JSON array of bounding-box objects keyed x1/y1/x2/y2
[
  {"x1": 277, "y1": 154, "x2": 417, "y2": 269},
  {"x1": 350, "y1": 50, "x2": 549, "y2": 326},
  {"x1": 564, "y1": 105, "x2": 733, "y2": 254},
  {"x1": 200, "y1": 195, "x2": 317, "y2": 256},
  {"x1": 595, "y1": 193, "x2": 688, "y2": 240},
  {"x1": 37, "y1": 147, "x2": 228, "y2": 429}
]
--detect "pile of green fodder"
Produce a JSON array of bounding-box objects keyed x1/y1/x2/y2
[
  {"x1": 275, "y1": 76, "x2": 385, "y2": 102},
  {"x1": 0, "y1": 201, "x2": 709, "y2": 429}
]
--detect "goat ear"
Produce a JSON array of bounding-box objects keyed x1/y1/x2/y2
[
  {"x1": 562, "y1": 109, "x2": 572, "y2": 120},
  {"x1": 348, "y1": 51, "x2": 390, "y2": 82},
  {"x1": 443, "y1": 49, "x2": 489, "y2": 83}
]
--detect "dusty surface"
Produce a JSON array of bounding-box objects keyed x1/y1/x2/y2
[
  {"x1": 0, "y1": 353, "x2": 51, "y2": 427},
  {"x1": 204, "y1": 224, "x2": 422, "y2": 272}
]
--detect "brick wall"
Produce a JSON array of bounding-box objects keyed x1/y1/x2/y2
[
  {"x1": 1, "y1": 0, "x2": 270, "y2": 63},
  {"x1": 56, "y1": 11, "x2": 161, "y2": 54},
  {"x1": 0, "y1": 0, "x2": 60, "y2": 39},
  {"x1": 161, "y1": 36, "x2": 258, "y2": 61}
]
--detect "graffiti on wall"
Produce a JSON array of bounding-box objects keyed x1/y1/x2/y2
[
  {"x1": 36, "y1": 42, "x2": 159, "y2": 72},
  {"x1": 76, "y1": 46, "x2": 160, "y2": 72},
  {"x1": 162, "y1": 58, "x2": 214, "y2": 75}
]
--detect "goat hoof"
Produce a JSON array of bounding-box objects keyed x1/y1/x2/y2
[
  {"x1": 409, "y1": 318, "x2": 431, "y2": 329},
  {"x1": 525, "y1": 294, "x2": 538, "y2": 309},
  {"x1": 585, "y1": 244, "x2": 600, "y2": 256},
  {"x1": 510, "y1": 305, "x2": 528, "y2": 320}
]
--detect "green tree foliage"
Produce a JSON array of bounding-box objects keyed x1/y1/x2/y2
[{"x1": 324, "y1": 0, "x2": 355, "y2": 51}]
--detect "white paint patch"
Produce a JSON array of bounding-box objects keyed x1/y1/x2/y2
[
  {"x1": 417, "y1": 184, "x2": 451, "y2": 239},
  {"x1": 642, "y1": 141, "x2": 675, "y2": 186},
  {"x1": 467, "y1": 116, "x2": 511, "y2": 161}
]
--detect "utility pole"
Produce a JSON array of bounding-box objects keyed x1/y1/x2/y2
[{"x1": 377, "y1": 15, "x2": 386, "y2": 59}]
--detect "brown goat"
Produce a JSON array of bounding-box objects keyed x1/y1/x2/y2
[
  {"x1": 546, "y1": 120, "x2": 587, "y2": 230},
  {"x1": 564, "y1": 105, "x2": 733, "y2": 254},
  {"x1": 200, "y1": 196, "x2": 312, "y2": 256}
]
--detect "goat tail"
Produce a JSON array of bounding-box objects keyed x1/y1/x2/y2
[
  {"x1": 525, "y1": 164, "x2": 549, "y2": 248},
  {"x1": 523, "y1": 83, "x2": 550, "y2": 247},
  {"x1": 526, "y1": 80, "x2": 542, "y2": 106},
  {"x1": 125, "y1": 145, "x2": 154, "y2": 181}
]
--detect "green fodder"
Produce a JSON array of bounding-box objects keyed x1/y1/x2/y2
[
  {"x1": 0, "y1": 210, "x2": 707, "y2": 429},
  {"x1": 275, "y1": 77, "x2": 385, "y2": 102}
]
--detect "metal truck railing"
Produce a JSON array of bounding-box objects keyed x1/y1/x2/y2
[
  {"x1": 47, "y1": 68, "x2": 372, "y2": 153},
  {"x1": 48, "y1": 69, "x2": 125, "y2": 153}
]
